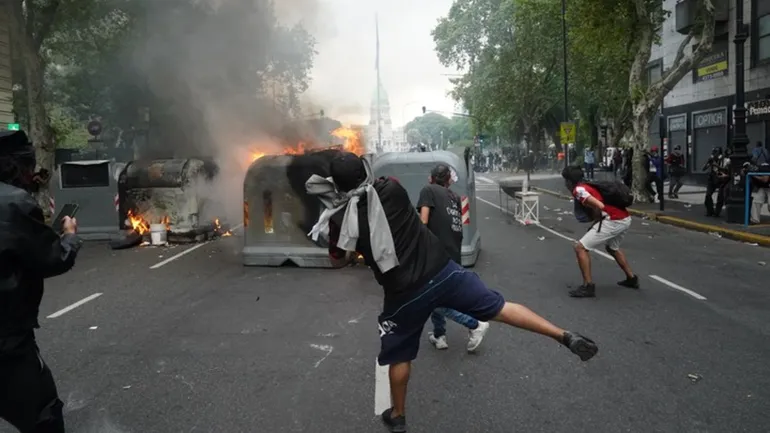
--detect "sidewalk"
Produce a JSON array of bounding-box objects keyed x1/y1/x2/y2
[{"x1": 520, "y1": 174, "x2": 770, "y2": 247}]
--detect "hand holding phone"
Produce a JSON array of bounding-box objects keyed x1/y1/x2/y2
[{"x1": 61, "y1": 216, "x2": 78, "y2": 235}]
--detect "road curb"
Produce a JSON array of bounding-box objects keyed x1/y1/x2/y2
[{"x1": 531, "y1": 186, "x2": 770, "y2": 247}]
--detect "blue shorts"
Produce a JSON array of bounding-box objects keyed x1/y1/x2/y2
[{"x1": 376, "y1": 260, "x2": 506, "y2": 366}]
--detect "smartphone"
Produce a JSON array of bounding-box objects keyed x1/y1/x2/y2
[{"x1": 52, "y1": 203, "x2": 79, "y2": 234}]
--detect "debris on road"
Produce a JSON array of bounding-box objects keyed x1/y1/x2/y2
[
  {"x1": 709, "y1": 232, "x2": 722, "y2": 238},
  {"x1": 122, "y1": 385, "x2": 132, "y2": 390},
  {"x1": 537, "y1": 236, "x2": 545, "y2": 241},
  {"x1": 687, "y1": 373, "x2": 702, "y2": 383},
  {"x1": 642, "y1": 222, "x2": 650, "y2": 226},
  {"x1": 759, "y1": 261, "x2": 766, "y2": 266},
  {"x1": 109, "y1": 230, "x2": 143, "y2": 250},
  {"x1": 89, "y1": 326, "x2": 98, "y2": 330}
]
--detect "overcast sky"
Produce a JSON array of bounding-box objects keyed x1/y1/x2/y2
[{"x1": 282, "y1": 0, "x2": 462, "y2": 128}]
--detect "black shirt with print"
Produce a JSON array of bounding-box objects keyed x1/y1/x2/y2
[
  {"x1": 328, "y1": 177, "x2": 450, "y2": 301},
  {"x1": 417, "y1": 184, "x2": 464, "y2": 263}
]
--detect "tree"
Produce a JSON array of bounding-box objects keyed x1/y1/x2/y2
[
  {"x1": 623, "y1": 0, "x2": 715, "y2": 200},
  {"x1": 433, "y1": 0, "x2": 564, "y2": 153},
  {"x1": 406, "y1": 128, "x2": 422, "y2": 146}
]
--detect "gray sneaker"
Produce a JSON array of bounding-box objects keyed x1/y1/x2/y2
[
  {"x1": 428, "y1": 333, "x2": 448, "y2": 350},
  {"x1": 466, "y1": 321, "x2": 490, "y2": 352},
  {"x1": 381, "y1": 408, "x2": 406, "y2": 433}
]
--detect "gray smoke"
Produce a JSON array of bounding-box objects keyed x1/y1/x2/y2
[{"x1": 128, "y1": 0, "x2": 327, "y2": 225}]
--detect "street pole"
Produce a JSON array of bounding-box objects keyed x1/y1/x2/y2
[
  {"x1": 725, "y1": 0, "x2": 750, "y2": 223},
  {"x1": 375, "y1": 14, "x2": 382, "y2": 153},
  {"x1": 561, "y1": 0, "x2": 570, "y2": 167}
]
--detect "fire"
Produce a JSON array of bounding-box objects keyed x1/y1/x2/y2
[
  {"x1": 127, "y1": 210, "x2": 150, "y2": 235},
  {"x1": 332, "y1": 126, "x2": 365, "y2": 156},
  {"x1": 214, "y1": 218, "x2": 232, "y2": 237},
  {"x1": 251, "y1": 151, "x2": 266, "y2": 162}
]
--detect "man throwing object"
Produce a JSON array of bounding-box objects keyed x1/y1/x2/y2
[{"x1": 307, "y1": 153, "x2": 599, "y2": 433}]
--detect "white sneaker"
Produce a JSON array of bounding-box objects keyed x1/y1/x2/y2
[
  {"x1": 428, "y1": 333, "x2": 449, "y2": 350},
  {"x1": 467, "y1": 321, "x2": 489, "y2": 352}
]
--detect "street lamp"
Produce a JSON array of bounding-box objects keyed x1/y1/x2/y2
[
  {"x1": 561, "y1": 0, "x2": 570, "y2": 167},
  {"x1": 725, "y1": 0, "x2": 750, "y2": 223}
]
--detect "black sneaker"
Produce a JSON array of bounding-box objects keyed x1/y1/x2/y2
[
  {"x1": 568, "y1": 283, "x2": 596, "y2": 298},
  {"x1": 562, "y1": 331, "x2": 598, "y2": 361},
  {"x1": 617, "y1": 275, "x2": 640, "y2": 289},
  {"x1": 381, "y1": 408, "x2": 406, "y2": 433}
]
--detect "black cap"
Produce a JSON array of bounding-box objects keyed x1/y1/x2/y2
[
  {"x1": 0, "y1": 130, "x2": 33, "y2": 157},
  {"x1": 561, "y1": 165, "x2": 584, "y2": 184},
  {"x1": 330, "y1": 152, "x2": 365, "y2": 192}
]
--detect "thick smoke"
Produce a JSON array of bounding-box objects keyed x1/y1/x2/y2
[{"x1": 130, "y1": 0, "x2": 328, "y2": 225}]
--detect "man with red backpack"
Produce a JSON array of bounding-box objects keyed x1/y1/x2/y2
[{"x1": 562, "y1": 166, "x2": 639, "y2": 298}]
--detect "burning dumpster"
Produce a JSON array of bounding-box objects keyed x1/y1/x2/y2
[
  {"x1": 242, "y1": 149, "x2": 346, "y2": 267},
  {"x1": 117, "y1": 158, "x2": 220, "y2": 243},
  {"x1": 51, "y1": 160, "x2": 124, "y2": 241},
  {"x1": 371, "y1": 151, "x2": 481, "y2": 267}
]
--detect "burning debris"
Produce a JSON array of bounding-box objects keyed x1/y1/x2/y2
[{"x1": 110, "y1": 211, "x2": 233, "y2": 250}]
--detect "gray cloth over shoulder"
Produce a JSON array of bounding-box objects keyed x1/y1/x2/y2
[{"x1": 305, "y1": 156, "x2": 399, "y2": 273}]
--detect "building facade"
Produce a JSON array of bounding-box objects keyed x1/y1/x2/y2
[
  {"x1": 366, "y1": 81, "x2": 398, "y2": 153},
  {"x1": 649, "y1": 0, "x2": 770, "y2": 177},
  {"x1": 0, "y1": 1, "x2": 14, "y2": 129}
]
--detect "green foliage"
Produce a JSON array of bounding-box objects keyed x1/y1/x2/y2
[
  {"x1": 433, "y1": 0, "x2": 565, "y2": 150},
  {"x1": 404, "y1": 113, "x2": 473, "y2": 148}
]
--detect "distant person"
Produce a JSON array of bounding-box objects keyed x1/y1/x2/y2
[
  {"x1": 583, "y1": 147, "x2": 596, "y2": 179},
  {"x1": 562, "y1": 165, "x2": 638, "y2": 298},
  {"x1": 665, "y1": 145, "x2": 686, "y2": 198},
  {"x1": 645, "y1": 147, "x2": 663, "y2": 202},
  {"x1": 750, "y1": 162, "x2": 770, "y2": 224},
  {"x1": 0, "y1": 130, "x2": 82, "y2": 433},
  {"x1": 418, "y1": 164, "x2": 489, "y2": 353},
  {"x1": 306, "y1": 153, "x2": 598, "y2": 432},
  {"x1": 702, "y1": 147, "x2": 728, "y2": 217},
  {"x1": 752, "y1": 141, "x2": 769, "y2": 165}
]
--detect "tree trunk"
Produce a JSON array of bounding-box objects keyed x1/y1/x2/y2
[
  {"x1": 630, "y1": 113, "x2": 652, "y2": 202},
  {"x1": 9, "y1": 0, "x2": 56, "y2": 222}
]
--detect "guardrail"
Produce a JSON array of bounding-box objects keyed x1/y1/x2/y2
[{"x1": 743, "y1": 172, "x2": 770, "y2": 226}]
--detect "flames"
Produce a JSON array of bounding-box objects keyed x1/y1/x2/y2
[
  {"x1": 249, "y1": 126, "x2": 364, "y2": 163},
  {"x1": 214, "y1": 218, "x2": 232, "y2": 237},
  {"x1": 127, "y1": 210, "x2": 151, "y2": 235},
  {"x1": 332, "y1": 126, "x2": 365, "y2": 156}
]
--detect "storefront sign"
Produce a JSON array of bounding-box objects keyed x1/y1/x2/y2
[
  {"x1": 746, "y1": 99, "x2": 770, "y2": 120},
  {"x1": 668, "y1": 115, "x2": 687, "y2": 132},
  {"x1": 694, "y1": 49, "x2": 728, "y2": 82},
  {"x1": 693, "y1": 109, "x2": 726, "y2": 129}
]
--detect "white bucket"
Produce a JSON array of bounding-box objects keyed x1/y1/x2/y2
[{"x1": 149, "y1": 223, "x2": 167, "y2": 245}]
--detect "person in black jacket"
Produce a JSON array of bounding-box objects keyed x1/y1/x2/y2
[{"x1": 0, "y1": 130, "x2": 81, "y2": 433}]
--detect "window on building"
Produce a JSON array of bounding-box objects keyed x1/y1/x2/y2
[
  {"x1": 754, "y1": 0, "x2": 770, "y2": 64},
  {"x1": 647, "y1": 59, "x2": 663, "y2": 85},
  {"x1": 759, "y1": 14, "x2": 770, "y2": 62}
]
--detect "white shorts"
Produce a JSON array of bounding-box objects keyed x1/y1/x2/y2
[{"x1": 578, "y1": 217, "x2": 631, "y2": 251}]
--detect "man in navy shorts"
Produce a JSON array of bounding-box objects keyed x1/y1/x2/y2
[{"x1": 314, "y1": 153, "x2": 598, "y2": 433}]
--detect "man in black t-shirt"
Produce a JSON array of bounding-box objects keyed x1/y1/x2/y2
[
  {"x1": 418, "y1": 164, "x2": 489, "y2": 353},
  {"x1": 321, "y1": 153, "x2": 598, "y2": 433}
]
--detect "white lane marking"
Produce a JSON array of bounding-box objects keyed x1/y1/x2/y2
[
  {"x1": 475, "y1": 197, "x2": 615, "y2": 261},
  {"x1": 149, "y1": 243, "x2": 207, "y2": 269},
  {"x1": 476, "y1": 196, "x2": 708, "y2": 300},
  {"x1": 47, "y1": 293, "x2": 103, "y2": 319},
  {"x1": 650, "y1": 275, "x2": 707, "y2": 300},
  {"x1": 374, "y1": 359, "x2": 391, "y2": 415},
  {"x1": 476, "y1": 176, "x2": 495, "y2": 184},
  {"x1": 310, "y1": 344, "x2": 334, "y2": 368}
]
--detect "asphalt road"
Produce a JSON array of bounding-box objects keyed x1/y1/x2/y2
[{"x1": 3, "y1": 175, "x2": 769, "y2": 433}]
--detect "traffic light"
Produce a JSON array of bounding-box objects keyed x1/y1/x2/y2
[{"x1": 422, "y1": 106, "x2": 426, "y2": 114}]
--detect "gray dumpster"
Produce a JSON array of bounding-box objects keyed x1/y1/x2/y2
[
  {"x1": 371, "y1": 151, "x2": 481, "y2": 267},
  {"x1": 242, "y1": 149, "x2": 344, "y2": 267},
  {"x1": 51, "y1": 160, "x2": 123, "y2": 241},
  {"x1": 117, "y1": 158, "x2": 218, "y2": 241}
]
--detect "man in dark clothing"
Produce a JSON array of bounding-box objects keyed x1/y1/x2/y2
[
  {"x1": 665, "y1": 145, "x2": 686, "y2": 198},
  {"x1": 0, "y1": 130, "x2": 81, "y2": 433},
  {"x1": 644, "y1": 147, "x2": 663, "y2": 202},
  {"x1": 418, "y1": 164, "x2": 489, "y2": 352},
  {"x1": 313, "y1": 152, "x2": 598, "y2": 433},
  {"x1": 702, "y1": 147, "x2": 728, "y2": 217}
]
